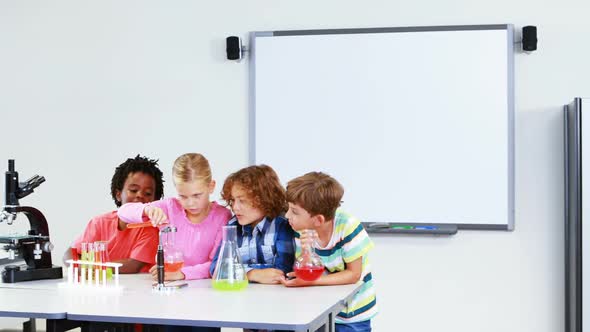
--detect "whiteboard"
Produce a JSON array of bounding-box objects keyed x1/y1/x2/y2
[{"x1": 250, "y1": 25, "x2": 515, "y2": 230}]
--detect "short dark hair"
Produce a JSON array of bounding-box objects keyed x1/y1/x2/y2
[
  {"x1": 286, "y1": 172, "x2": 343, "y2": 221},
  {"x1": 110, "y1": 155, "x2": 164, "y2": 207}
]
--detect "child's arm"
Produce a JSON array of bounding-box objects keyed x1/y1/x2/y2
[
  {"x1": 247, "y1": 268, "x2": 285, "y2": 284},
  {"x1": 118, "y1": 201, "x2": 168, "y2": 226},
  {"x1": 281, "y1": 256, "x2": 363, "y2": 287},
  {"x1": 180, "y1": 260, "x2": 214, "y2": 280},
  {"x1": 283, "y1": 215, "x2": 373, "y2": 287},
  {"x1": 113, "y1": 258, "x2": 146, "y2": 274},
  {"x1": 246, "y1": 218, "x2": 296, "y2": 284}
]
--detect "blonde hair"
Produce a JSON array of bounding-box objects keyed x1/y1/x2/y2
[
  {"x1": 286, "y1": 172, "x2": 344, "y2": 221},
  {"x1": 172, "y1": 153, "x2": 212, "y2": 184}
]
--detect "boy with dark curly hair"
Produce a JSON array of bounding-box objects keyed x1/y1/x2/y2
[
  {"x1": 210, "y1": 164, "x2": 295, "y2": 284},
  {"x1": 65, "y1": 155, "x2": 164, "y2": 273}
]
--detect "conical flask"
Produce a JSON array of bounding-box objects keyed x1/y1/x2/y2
[
  {"x1": 212, "y1": 225, "x2": 248, "y2": 291},
  {"x1": 294, "y1": 229, "x2": 324, "y2": 281}
]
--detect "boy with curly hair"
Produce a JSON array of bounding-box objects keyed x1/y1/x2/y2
[{"x1": 210, "y1": 164, "x2": 295, "y2": 284}]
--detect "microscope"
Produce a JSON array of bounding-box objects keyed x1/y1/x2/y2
[{"x1": 0, "y1": 159, "x2": 62, "y2": 283}]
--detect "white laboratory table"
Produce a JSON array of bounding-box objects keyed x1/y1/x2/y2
[
  {"x1": 0, "y1": 287, "x2": 65, "y2": 319},
  {"x1": 0, "y1": 274, "x2": 361, "y2": 332}
]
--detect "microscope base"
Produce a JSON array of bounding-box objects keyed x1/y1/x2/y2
[{"x1": 2, "y1": 265, "x2": 63, "y2": 283}]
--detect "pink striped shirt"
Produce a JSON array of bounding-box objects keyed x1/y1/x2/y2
[{"x1": 117, "y1": 199, "x2": 231, "y2": 280}]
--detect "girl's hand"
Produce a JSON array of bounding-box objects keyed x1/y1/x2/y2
[
  {"x1": 149, "y1": 265, "x2": 185, "y2": 281},
  {"x1": 280, "y1": 272, "x2": 315, "y2": 287},
  {"x1": 144, "y1": 206, "x2": 168, "y2": 226}
]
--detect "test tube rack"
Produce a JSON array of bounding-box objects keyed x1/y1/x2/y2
[{"x1": 59, "y1": 259, "x2": 123, "y2": 289}]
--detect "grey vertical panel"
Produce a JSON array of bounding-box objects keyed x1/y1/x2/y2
[
  {"x1": 248, "y1": 32, "x2": 257, "y2": 165},
  {"x1": 565, "y1": 98, "x2": 583, "y2": 332},
  {"x1": 506, "y1": 25, "x2": 516, "y2": 231}
]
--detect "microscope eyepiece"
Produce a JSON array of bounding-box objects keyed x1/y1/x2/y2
[
  {"x1": 4, "y1": 159, "x2": 45, "y2": 205},
  {"x1": 18, "y1": 175, "x2": 46, "y2": 198}
]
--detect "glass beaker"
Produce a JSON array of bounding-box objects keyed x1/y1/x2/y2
[
  {"x1": 211, "y1": 225, "x2": 248, "y2": 291},
  {"x1": 163, "y1": 229, "x2": 184, "y2": 273},
  {"x1": 294, "y1": 229, "x2": 324, "y2": 281}
]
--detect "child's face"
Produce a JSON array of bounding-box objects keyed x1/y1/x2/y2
[
  {"x1": 116, "y1": 172, "x2": 156, "y2": 205},
  {"x1": 230, "y1": 184, "x2": 265, "y2": 226},
  {"x1": 175, "y1": 179, "x2": 215, "y2": 216},
  {"x1": 285, "y1": 202, "x2": 317, "y2": 231}
]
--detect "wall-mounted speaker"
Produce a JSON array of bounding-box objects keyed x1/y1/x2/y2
[
  {"x1": 522, "y1": 26, "x2": 537, "y2": 51},
  {"x1": 226, "y1": 36, "x2": 242, "y2": 60}
]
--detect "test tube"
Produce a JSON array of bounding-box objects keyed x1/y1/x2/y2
[
  {"x1": 80, "y1": 243, "x2": 87, "y2": 285},
  {"x1": 99, "y1": 242, "x2": 107, "y2": 286},
  {"x1": 94, "y1": 242, "x2": 101, "y2": 286},
  {"x1": 87, "y1": 243, "x2": 94, "y2": 283},
  {"x1": 71, "y1": 246, "x2": 79, "y2": 284}
]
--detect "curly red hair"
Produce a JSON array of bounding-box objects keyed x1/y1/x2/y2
[{"x1": 221, "y1": 165, "x2": 287, "y2": 219}]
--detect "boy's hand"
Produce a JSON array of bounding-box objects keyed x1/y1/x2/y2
[
  {"x1": 149, "y1": 265, "x2": 185, "y2": 281},
  {"x1": 280, "y1": 272, "x2": 315, "y2": 287},
  {"x1": 299, "y1": 229, "x2": 319, "y2": 247},
  {"x1": 247, "y1": 268, "x2": 285, "y2": 284},
  {"x1": 144, "y1": 206, "x2": 168, "y2": 226}
]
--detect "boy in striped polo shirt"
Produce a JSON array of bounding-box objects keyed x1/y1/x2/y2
[{"x1": 281, "y1": 172, "x2": 377, "y2": 332}]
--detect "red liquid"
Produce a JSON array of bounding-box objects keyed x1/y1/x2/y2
[
  {"x1": 165, "y1": 261, "x2": 184, "y2": 272},
  {"x1": 294, "y1": 266, "x2": 324, "y2": 281},
  {"x1": 101, "y1": 249, "x2": 107, "y2": 270},
  {"x1": 95, "y1": 250, "x2": 102, "y2": 264},
  {"x1": 70, "y1": 247, "x2": 78, "y2": 268}
]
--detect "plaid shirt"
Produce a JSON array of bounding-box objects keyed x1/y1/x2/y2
[{"x1": 210, "y1": 215, "x2": 295, "y2": 276}]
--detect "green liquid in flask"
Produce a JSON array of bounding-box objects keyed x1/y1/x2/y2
[{"x1": 212, "y1": 279, "x2": 248, "y2": 291}]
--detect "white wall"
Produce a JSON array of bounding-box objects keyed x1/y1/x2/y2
[{"x1": 1, "y1": 1, "x2": 588, "y2": 331}]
